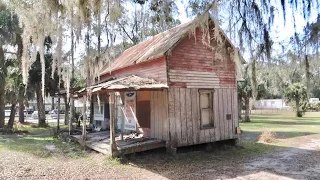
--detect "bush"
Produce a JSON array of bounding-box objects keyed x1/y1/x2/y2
[
  {"x1": 258, "y1": 129, "x2": 275, "y2": 143},
  {"x1": 307, "y1": 102, "x2": 320, "y2": 112},
  {"x1": 284, "y1": 83, "x2": 308, "y2": 117}
]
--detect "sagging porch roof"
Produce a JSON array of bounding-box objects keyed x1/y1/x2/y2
[{"x1": 76, "y1": 75, "x2": 168, "y2": 95}]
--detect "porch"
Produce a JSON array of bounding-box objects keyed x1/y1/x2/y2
[{"x1": 71, "y1": 131, "x2": 166, "y2": 155}]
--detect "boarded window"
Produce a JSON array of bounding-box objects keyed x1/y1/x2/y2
[
  {"x1": 136, "y1": 91, "x2": 151, "y2": 128},
  {"x1": 199, "y1": 90, "x2": 214, "y2": 128}
]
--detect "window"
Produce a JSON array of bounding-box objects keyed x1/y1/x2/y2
[{"x1": 199, "y1": 90, "x2": 214, "y2": 128}]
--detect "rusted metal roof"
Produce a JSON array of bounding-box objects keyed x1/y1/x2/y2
[
  {"x1": 76, "y1": 75, "x2": 168, "y2": 94},
  {"x1": 99, "y1": 13, "x2": 245, "y2": 77},
  {"x1": 100, "y1": 21, "x2": 194, "y2": 76}
]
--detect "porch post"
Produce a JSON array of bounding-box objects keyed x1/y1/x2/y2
[
  {"x1": 57, "y1": 95, "x2": 60, "y2": 131},
  {"x1": 109, "y1": 92, "x2": 117, "y2": 157}
]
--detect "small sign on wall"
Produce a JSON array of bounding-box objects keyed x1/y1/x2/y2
[{"x1": 124, "y1": 92, "x2": 137, "y2": 131}]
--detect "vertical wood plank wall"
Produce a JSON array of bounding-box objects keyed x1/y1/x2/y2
[
  {"x1": 150, "y1": 90, "x2": 169, "y2": 141},
  {"x1": 168, "y1": 87, "x2": 238, "y2": 147}
]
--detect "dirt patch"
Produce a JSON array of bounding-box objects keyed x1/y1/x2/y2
[
  {"x1": 233, "y1": 137, "x2": 320, "y2": 180},
  {"x1": 1, "y1": 132, "x2": 320, "y2": 179}
]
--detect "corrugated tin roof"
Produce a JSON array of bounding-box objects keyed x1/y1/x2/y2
[
  {"x1": 77, "y1": 75, "x2": 168, "y2": 94},
  {"x1": 100, "y1": 21, "x2": 194, "y2": 75},
  {"x1": 99, "y1": 13, "x2": 245, "y2": 77}
]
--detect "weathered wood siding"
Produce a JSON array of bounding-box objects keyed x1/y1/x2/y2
[
  {"x1": 167, "y1": 29, "x2": 236, "y2": 89},
  {"x1": 168, "y1": 87, "x2": 238, "y2": 147},
  {"x1": 150, "y1": 90, "x2": 169, "y2": 141},
  {"x1": 100, "y1": 57, "x2": 167, "y2": 84}
]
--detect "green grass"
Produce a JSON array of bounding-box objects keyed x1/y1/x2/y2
[
  {"x1": 109, "y1": 157, "x2": 122, "y2": 165},
  {"x1": 16, "y1": 124, "x2": 51, "y2": 135},
  {"x1": 131, "y1": 112, "x2": 320, "y2": 171},
  {"x1": 240, "y1": 112, "x2": 320, "y2": 136},
  {"x1": 0, "y1": 135, "x2": 54, "y2": 158},
  {"x1": 2, "y1": 112, "x2": 319, "y2": 167},
  {"x1": 0, "y1": 123, "x2": 88, "y2": 158}
]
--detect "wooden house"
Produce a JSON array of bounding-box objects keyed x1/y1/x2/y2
[{"x1": 76, "y1": 13, "x2": 243, "y2": 155}]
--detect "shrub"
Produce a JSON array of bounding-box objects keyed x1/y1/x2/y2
[
  {"x1": 307, "y1": 102, "x2": 320, "y2": 112},
  {"x1": 258, "y1": 129, "x2": 275, "y2": 143},
  {"x1": 284, "y1": 83, "x2": 308, "y2": 117}
]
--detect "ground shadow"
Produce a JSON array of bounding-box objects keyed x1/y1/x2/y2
[
  {"x1": 240, "y1": 131, "x2": 317, "y2": 140},
  {"x1": 247, "y1": 120, "x2": 320, "y2": 126}
]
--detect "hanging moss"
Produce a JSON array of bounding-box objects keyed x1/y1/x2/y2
[{"x1": 11, "y1": 0, "x2": 121, "y2": 102}]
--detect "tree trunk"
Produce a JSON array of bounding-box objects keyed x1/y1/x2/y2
[
  {"x1": 70, "y1": 13, "x2": 75, "y2": 126},
  {"x1": 250, "y1": 59, "x2": 257, "y2": 107},
  {"x1": 18, "y1": 85, "x2": 25, "y2": 123},
  {"x1": 70, "y1": 97, "x2": 75, "y2": 124},
  {"x1": 85, "y1": 27, "x2": 93, "y2": 125},
  {"x1": 305, "y1": 55, "x2": 310, "y2": 96},
  {"x1": 51, "y1": 96, "x2": 55, "y2": 110},
  {"x1": 7, "y1": 103, "x2": 17, "y2": 129},
  {"x1": 0, "y1": 45, "x2": 5, "y2": 128},
  {"x1": 244, "y1": 97, "x2": 250, "y2": 122},
  {"x1": 82, "y1": 96, "x2": 87, "y2": 140},
  {"x1": 64, "y1": 96, "x2": 70, "y2": 125},
  {"x1": 35, "y1": 82, "x2": 46, "y2": 127},
  {"x1": 97, "y1": 11, "x2": 101, "y2": 54},
  {"x1": 90, "y1": 98, "x2": 93, "y2": 124},
  {"x1": 296, "y1": 99, "x2": 302, "y2": 117},
  {"x1": 17, "y1": 33, "x2": 24, "y2": 123}
]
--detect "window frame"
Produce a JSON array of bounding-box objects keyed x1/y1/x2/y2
[{"x1": 199, "y1": 89, "x2": 215, "y2": 129}]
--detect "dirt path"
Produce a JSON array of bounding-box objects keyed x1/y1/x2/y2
[
  {"x1": 0, "y1": 150, "x2": 166, "y2": 180},
  {"x1": 231, "y1": 136, "x2": 320, "y2": 180},
  {"x1": 0, "y1": 135, "x2": 320, "y2": 179},
  {"x1": 158, "y1": 135, "x2": 320, "y2": 180}
]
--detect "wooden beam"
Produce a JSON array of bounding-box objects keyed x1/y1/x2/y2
[
  {"x1": 118, "y1": 140, "x2": 166, "y2": 155},
  {"x1": 75, "y1": 88, "x2": 167, "y2": 98},
  {"x1": 109, "y1": 92, "x2": 117, "y2": 157}
]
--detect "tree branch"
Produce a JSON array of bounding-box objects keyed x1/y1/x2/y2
[
  {"x1": 117, "y1": 21, "x2": 136, "y2": 44},
  {"x1": 4, "y1": 51, "x2": 16, "y2": 55}
]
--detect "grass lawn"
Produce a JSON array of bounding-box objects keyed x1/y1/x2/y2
[
  {"x1": 1, "y1": 112, "x2": 319, "y2": 164},
  {"x1": 240, "y1": 112, "x2": 320, "y2": 138},
  {"x1": 0, "y1": 123, "x2": 87, "y2": 158},
  {"x1": 0, "y1": 122, "x2": 276, "y2": 165},
  {"x1": 1, "y1": 113, "x2": 320, "y2": 179}
]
